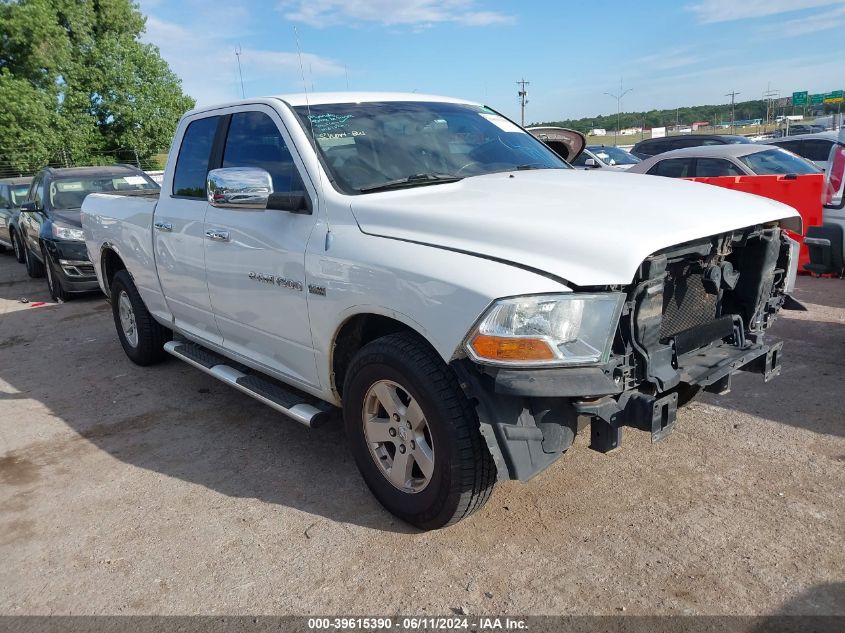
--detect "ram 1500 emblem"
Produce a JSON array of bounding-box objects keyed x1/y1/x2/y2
[{"x1": 248, "y1": 271, "x2": 303, "y2": 291}]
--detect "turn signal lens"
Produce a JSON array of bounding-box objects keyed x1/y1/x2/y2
[{"x1": 470, "y1": 334, "x2": 555, "y2": 361}]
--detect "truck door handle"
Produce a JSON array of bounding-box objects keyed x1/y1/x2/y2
[
  {"x1": 205, "y1": 229, "x2": 230, "y2": 242},
  {"x1": 154, "y1": 221, "x2": 172, "y2": 232}
]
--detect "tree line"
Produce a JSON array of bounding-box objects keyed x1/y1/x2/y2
[
  {"x1": 0, "y1": 0, "x2": 194, "y2": 177},
  {"x1": 532, "y1": 99, "x2": 840, "y2": 132}
]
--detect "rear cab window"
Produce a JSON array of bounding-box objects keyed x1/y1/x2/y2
[{"x1": 173, "y1": 116, "x2": 220, "y2": 198}]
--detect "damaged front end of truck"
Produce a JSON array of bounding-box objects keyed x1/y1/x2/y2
[{"x1": 453, "y1": 222, "x2": 801, "y2": 481}]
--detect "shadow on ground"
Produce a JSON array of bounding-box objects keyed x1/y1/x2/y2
[
  {"x1": 0, "y1": 253, "x2": 413, "y2": 533},
  {"x1": 1, "y1": 256, "x2": 843, "y2": 535}
]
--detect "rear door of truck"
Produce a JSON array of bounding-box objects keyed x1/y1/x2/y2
[{"x1": 154, "y1": 114, "x2": 223, "y2": 344}]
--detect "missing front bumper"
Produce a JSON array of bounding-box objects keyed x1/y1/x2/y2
[{"x1": 573, "y1": 341, "x2": 783, "y2": 453}]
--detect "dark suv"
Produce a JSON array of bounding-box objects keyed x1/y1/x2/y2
[
  {"x1": 630, "y1": 134, "x2": 752, "y2": 159},
  {"x1": 0, "y1": 176, "x2": 32, "y2": 263},
  {"x1": 18, "y1": 165, "x2": 159, "y2": 301}
]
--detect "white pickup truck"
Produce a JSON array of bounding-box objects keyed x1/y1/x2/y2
[{"x1": 82, "y1": 92, "x2": 802, "y2": 529}]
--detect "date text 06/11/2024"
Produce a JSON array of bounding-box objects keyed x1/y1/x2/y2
[{"x1": 306, "y1": 617, "x2": 528, "y2": 630}]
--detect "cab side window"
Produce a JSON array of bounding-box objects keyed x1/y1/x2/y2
[
  {"x1": 222, "y1": 111, "x2": 303, "y2": 193},
  {"x1": 172, "y1": 116, "x2": 220, "y2": 198}
]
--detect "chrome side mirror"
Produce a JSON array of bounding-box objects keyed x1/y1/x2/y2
[
  {"x1": 584, "y1": 158, "x2": 599, "y2": 168},
  {"x1": 207, "y1": 167, "x2": 273, "y2": 209}
]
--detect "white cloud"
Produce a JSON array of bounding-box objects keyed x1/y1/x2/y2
[
  {"x1": 142, "y1": 15, "x2": 343, "y2": 106},
  {"x1": 631, "y1": 48, "x2": 698, "y2": 71},
  {"x1": 767, "y1": 5, "x2": 845, "y2": 35},
  {"x1": 278, "y1": 0, "x2": 514, "y2": 27},
  {"x1": 686, "y1": 0, "x2": 845, "y2": 23}
]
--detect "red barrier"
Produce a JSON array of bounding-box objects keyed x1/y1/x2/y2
[{"x1": 685, "y1": 173, "x2": 824, "y2": 271}]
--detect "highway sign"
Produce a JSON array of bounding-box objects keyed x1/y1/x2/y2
[
  {"x1": 810, "y1": 93, "x2": 825, "y2": 105},
  {"x1": 824, "y1": 90, "x2": 844, "y2": 104},
  {"x1": 792, "y1": 91, "x2": 808, "y2": 106}
]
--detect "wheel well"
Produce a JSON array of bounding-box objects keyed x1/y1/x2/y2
[
  {"x1": 101, "y1": 248, "x2": 126, "y2": 296},
  {"x1": 332, "y1": 314, "x2": 417, "y2": 396}
]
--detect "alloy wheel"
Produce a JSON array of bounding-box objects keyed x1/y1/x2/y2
[
  {"x1": 117, "y1": 290, "x2": 139, "y2": 348},
  {"x1": 361, "y1": 379, "x2": 435, "y2": 493}
]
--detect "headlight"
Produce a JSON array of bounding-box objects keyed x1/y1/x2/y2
[
  {"x1": 466, "y1": 293, "x2": 624, "y2": 366},
  {"x1": 51, "y1": 222, "x2": 85, "y2": 241}
]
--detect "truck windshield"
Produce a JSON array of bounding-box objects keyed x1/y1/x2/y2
[
  {"x1": 50, "y1": 174, "x2": 158, "y2": 210},
  {"x1": 293, "y1": 101, "x2": 568, "y2": 194}
]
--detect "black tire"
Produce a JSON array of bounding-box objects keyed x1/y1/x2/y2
[
  {"x1": 23, "y1": 240, "x2": 44, "y2": 278},
  {"x1": 343, "y1": 332, "x2": 496, "y2": 530},
  {"x1": 43, "y1": 246, "x2": 70, "y2": 302},
  {"x1": 110, "y1": 269, "x2": 170, "y2": 366},
  {"x1": 11, "y1": 230, "x2": 25, "y2": 263}
]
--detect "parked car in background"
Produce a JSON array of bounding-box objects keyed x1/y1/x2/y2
[
  {"x1": 772, "y1": 124, "x2": 825, "y2": 138},
  {"x1": 628, "y1": 144, "x2": 821, "y2": 178},
  {"x1": 572, "y1": 145, "x2": 641, "y2": 170},
  {"x1": 763, "y1": 131, "x2": 840, "y2": 171},
  {"x1": 18, "y1": 165, "x2": 159, "y2": 301},
  {"x1": 83, "y1": 92, "x2": 800, "y2": 529},
  {"x1": 630, "y1": 134, "x2": 752, "y2": 159},
  {"x1": 0, "y1": 176, "x2": 32, "y2": 262}
]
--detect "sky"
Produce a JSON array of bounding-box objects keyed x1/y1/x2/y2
[{"x1": 137, "y1": 0, "x2": 845, "y2": 123}]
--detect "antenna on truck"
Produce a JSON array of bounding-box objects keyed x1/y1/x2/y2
[
  {"x1": 294, "y1": 27, "x2": 332, "y2": 249},
  {"x1": 235, "y1": 44, "x2": 245, "y2": 99}
]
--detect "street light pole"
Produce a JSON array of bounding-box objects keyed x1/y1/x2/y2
[{"x1": 605, "y1": 78, "x2": 632, "y2": 147}]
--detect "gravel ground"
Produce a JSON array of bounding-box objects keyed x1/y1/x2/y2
[{"x1": 0, "y1": 252, "x2": 843, "y2": 616}]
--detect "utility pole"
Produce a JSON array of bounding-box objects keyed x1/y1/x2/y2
[
  {"x1": 605, "y1": 78, "x2": 632, "y2": 147},
  {"x1": 762, "y1": 83, "x2": 779, "y2": 131},
  {"x1": 517, "y1": 79, "x2": 529, "y2": 127},
  {"x1": 725, "y1": 90, "x2": 740, "y2": 134},
  {"x1": 235, "y1": 44, "x2": 245, "y2": 99}
]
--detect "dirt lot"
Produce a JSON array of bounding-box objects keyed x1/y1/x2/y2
[{"x1": 0, "y1": 253, "x2": 843, "y2": 616}]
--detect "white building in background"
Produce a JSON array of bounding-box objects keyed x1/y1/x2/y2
[{"x1": 589, "y1": 128, "x2": 607, "y2": 136}]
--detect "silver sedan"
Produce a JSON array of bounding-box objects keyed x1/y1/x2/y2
[{"x1": 627, "y1": 143, "x2": 821, "y2": 178}]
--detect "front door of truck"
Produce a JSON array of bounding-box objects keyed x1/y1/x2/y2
[
  {"x1": 203, "y1": 107, "x2": 320, "y2": 388},
  {"x1": 154, "y1": 114, "x2": 223, "y2": 345}
]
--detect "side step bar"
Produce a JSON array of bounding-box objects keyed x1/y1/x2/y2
[{"x1": 163, "y1": 341, "x2": 332, "y2": 427}]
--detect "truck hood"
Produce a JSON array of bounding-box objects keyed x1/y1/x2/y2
[{"x1": 349, "y1": 170, "x2": 801, "y2": 287}]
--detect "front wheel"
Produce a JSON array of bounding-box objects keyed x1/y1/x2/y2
[
  {"x1": 110, "y1": 270, "x2": 170, "y2": 365},
  {"x1": 43, "y1": 246, "x2": 70, "y2": 302},
  {"x1": 343, "y1": 332, "x2": 496, "y2": 530},
  {"x1": 23, "y1": 240, "x2": 44, "y2": 278}
]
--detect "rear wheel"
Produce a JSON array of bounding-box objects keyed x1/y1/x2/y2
[
  {"x1": 343, "y1": 332, "x2": 496, "y2": 530},
  {"x1": 110, "y1": 269, "x2": 170, "y2": 365},
  {"x1": 23, "y1": 240, "x2": 44, "y2": 278},
  {"x1": 11, "y1": 230, "x2": 25, "y2": 263}
]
